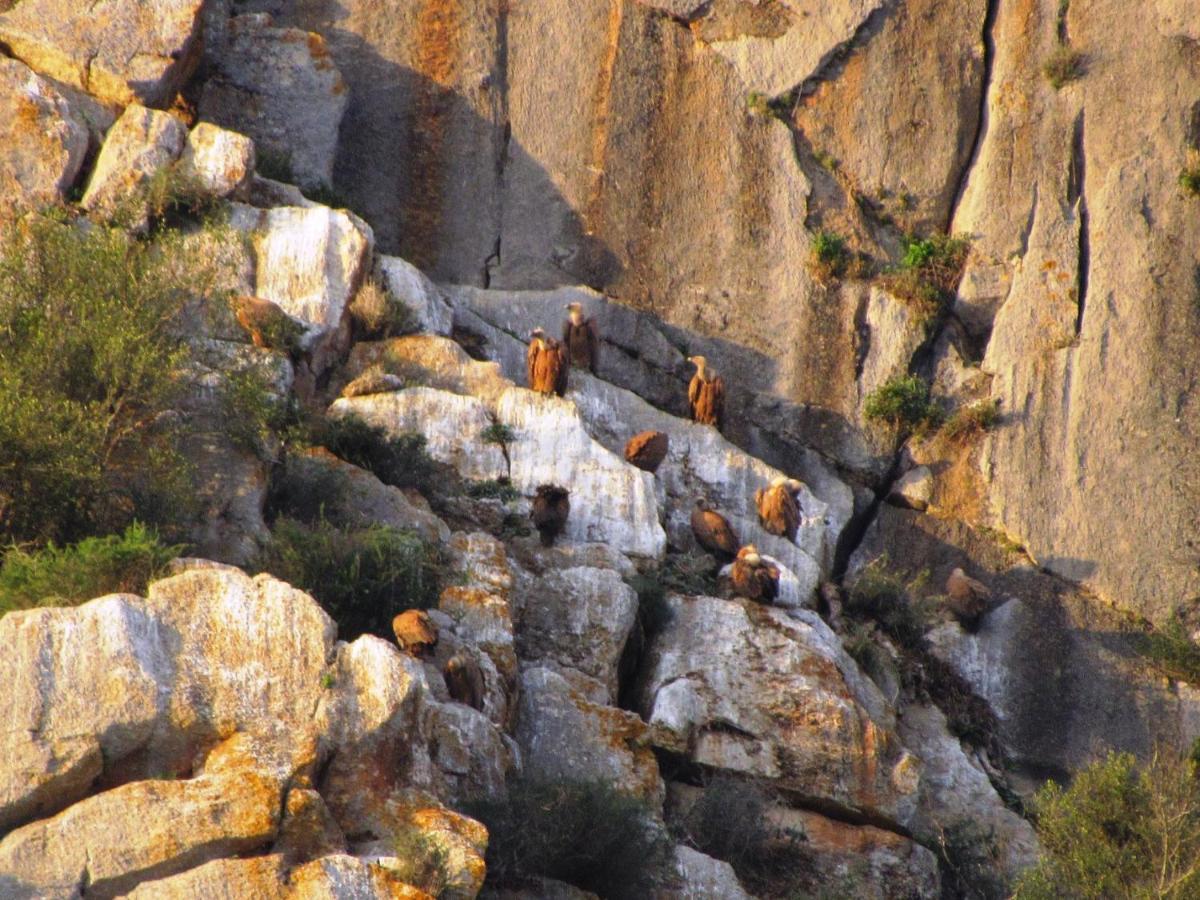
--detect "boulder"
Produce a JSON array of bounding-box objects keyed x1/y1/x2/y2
[
  {"x1": 200, "y1": 14, "x2": 348, "y2": 190},
  {"x1": 0, "y1": 57, "x2": 88, "y2": 211},
  {"x1": 639, "y1": 596, "x2": 918, "y2": 825},
  {"x1": 513, "y1": 566, "x2": 638, "y2": 702},
  {"x1": 889, "y1": 465, "x2": 934, "y2": 511},
  {"x1": 439, "y1": 532, "x2": 518, "y2": 686},
  {"x1": 232, "y1": 203, "x2": 373, "y2": 375},
  {"x1": 374, "y1": 254, "x2": 454, "y2": 336},
  {"x1": 80, "y1": 104, "x2": 187, "y2": 229},
  {"x1": 0, "y1": 733, "x2": 286, "y2": 899},
  {"x1": 516, "y1": 665, "x2": 664, "y2": 805},
  {"x1": 0, "y1": 0, "x2": 204, "y2": 107},
  {"x1": 661, "y1": 845, "x2": 754, "y2": 900},
  {"x1": 177, "y1": 122, "x2": 256, "y2": 201}
]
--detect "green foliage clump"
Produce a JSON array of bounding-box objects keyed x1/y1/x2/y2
[
  {"x1": 465, "y1": 478, "x2": 520, "y2": 503},
  {"x1": 809, "y1": 229, "x2": 850, "y2": 282},
  {"x1": 1014, "y1": 750, "x2": 1200, "y2": 899},
  {"x1": 747, "y1": 90, "x2": 794, "y2": 120},
  {"x1": 1180, "y1": 164, "x2": 1200, "y2": 198},
  {"x1": 846, "y1": 558, "x2": 930, "y2": 651},
  {"x1": 880, "y1": 232, "x2": 971, "y2": 318},
  {"x1": 254, "y1": 517, "x2": 443, "y2": 640},
  {"x1": 1043, "y1": 45, "x2": 1086, "y2": 90},
  {"x1": 311, "y1": 414, "x2": 438, "y2": 492},
  {"x1": 632, "y1": 553, "x2": 718, "y2": 605},
  {"x1": 467, "y1": 777, "x2": 672, "y2": 898},
  {"x1": 480, "y1": 423, "x2": 517, "y2": 446},
  {"x1": 0, "y1": 523, "x2": 179, "y2": 614},
  {"x1": 940, "y1": 398, "x2": 1002, "y2": 444},
  {"x1": 863, "y1": 375, "x2": 943, "y2": 435},
  {"x1": 219, "y1": 366, "x2": 292, "y2": 460},
  {"x1": 1137, "y1": 615, "x2": 1200, "y2": 684},
  {"x1": 0, "y1": 214, "x2": 204, "y2": 545}
]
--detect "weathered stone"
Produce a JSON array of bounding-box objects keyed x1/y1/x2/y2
[
  {"x1": 81, "y1": 104, "x2": 187, "y2": 229},
  {"x1": 889, "y1": 465, "x2": 934, "y2": 511},
  {"x1": 640, "y1": 596, "x2": 917, "y2": 824},
  {"x1": 439, "y1": 532, "x2": 518, "y2": 686},
  {"x1": 374, "y1": 255, "x2": 454, "y2": 336},
  {"x1": 516, "y1": 665, "x2": 663, "y2": 805},
  {"x1": 0, "y1": 0, "x2": 204, "y2": 107},
  {"x1": 0, "y1": 734, "x2": 285, "y2": 899},
  {"x1": 341, "y1": 367, "x2": 408, "y2": 398},
  {"x1": 177, "y1": 122, "x2": 256, "y2": 201},
  {"x1": 0, "y1": 58, "x2": 88, "y2": 212},
  {"x1": 513, "y1": 566, "x2": 638, "y2": 702},
  {"x1": 200, "y1": 14, "x2": 347, "y2": 190},
  {"x1": 660, "y1": 845, "x2": 753, "y2": 900}
]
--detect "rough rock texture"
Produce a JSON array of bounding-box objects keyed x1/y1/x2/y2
[
  {"x1": 662, "y1": 846, "x2": 753, "y2": 900},
  {"x1": 0, "y1": 0, "x2": 204, "y2": 107},
  {"x1": 178, "y1": 122, "x2": 256, "y2": 201},
  {"x1": 640, "y1": 595, "x2": 918, "y2": 826},
  {"x1": 375, "y1": 254, "x2": 454, "y2": 336},
  {"x1": 81, "y1": 104, "x2": 188, "y2": 228},
  {"x1": 200, "y1": 14, "x2": 348, "y2": 190},
  {"x1": 0, "y1": 57, "x2": 88, "y2": 211}
]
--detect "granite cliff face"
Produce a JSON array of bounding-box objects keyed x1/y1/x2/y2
[{"x1": 0, "y1": 0, "x2": 1198, "y2": 896}]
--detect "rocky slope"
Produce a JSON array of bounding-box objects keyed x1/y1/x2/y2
[{"x1": 0, "y1": 0, "x2": 1198, "y2": 897}]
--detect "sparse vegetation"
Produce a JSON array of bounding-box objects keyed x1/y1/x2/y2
[
  {"x1": 813, "y1": 149, "x2": 840, "y2": 172},
  {"x1": 310, "y1": 414, "x2": 438, "y2": 493},
  {"x1": 846, "y1": 558, "x2": 931, "y2": 651},
  {"x1": 254, "y1": 517, "x2": 443, "y2": 640},
  {"x1": 0, "y1": 523, "x2": 180, "y2": 614},
  {"x1": 809, "y1": 229, "x2": 850, "y2": 282},
  {"x1": 1014, "y1": 750, "x2": 1200, "y2": 899},
  {"x1": 933, "y1": 820, "x2": 1011, "y2": 900},
  {"x1": 1043, "y1": 45, "x2": 1085, "y2": 90},
  {"x1": 392, "y1": 826, "x2": 453, "y2": 897},
  {"x1": 1136, "y1": 615, "x2": 1200, "y2": 684},
  {"x1": 467, "y1": 777, "x2": 672, "y2": 898},
  {"x1": 264, "y1": 457, "x2": 351, "y2": 526},
  {"x1": 940, "y1": 398, "x2": 1001, "y2": 444},
  {"x1": 348, "y1": 278, "x2": 417, "y2": 338},
  {"x1": 465, "y1": 478, "x2": 521, "y2": 503},
  {"x1": 880, "y1": 232, "x2": 971, "y2": 318},
  {"x1": 863, "y1": 375, "x2": 943, "y2": 435},
  {"x1": 632, "y1": 553, "x2": 719, "y2": 603},
  {"x1": 747, "y1": 90, "x2": 794, "y2": 120},
  {"x1": 1180, "y1": 154, "x2": 1200, "y2": 198},
  {"x1": 480, "y1": 423, "x2": 517, "y2": 447},
  {"x1": 219, "y1": 366, "x2": 292, "y2": 460},
  {"x1": 0, "y1": 213, "x2": 212, "y2": 545}
]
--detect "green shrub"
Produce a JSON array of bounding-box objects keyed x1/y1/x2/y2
[
  {"x1": 1014, "y1": 751, "x2": 1200, "y2": 899},
  {"x1": 0, "y1": 214, "x2": 206, "y2": 544},
  {"x1": 863, "y1": 375, "x2": 942, "y2": 434},
  {"x1": 880, "y1": 232, "x2": 970, "y2": 317},
  {"x1": 809, "y1": 229, "x2": 850, "y2": 282},
  {"x1": 1043, "y1": 45, "x2": 1086, "y2": 90},
  {"x1": 0, "y1": 523, "x2": 179, "y2": 614},
  {"x1": 747, "y1": 91, "x2": 793, "y2": 120},
  {"x1": 1137, "y1": 616, "x2": 1200, "y2": 684},
  {"x1": 311, "y1": 414, "x2": 438, "y2": 492},
  {"x1": 465, "y1": 478, "x2": 520, "y2": 502},
  {"x1": 264, "y1": 457, "x2": 351, "y2": 525},
  {"x1": 467, "y1": 777, "x2": 671, "y2": 898},
  {"x1": 348, "y1": 278, "x2": 417, "y2": 338},
  {"x1": 480, "y1": 423, "x2": 517, "y2": 446},
  {"x1": 220, "y1": 367, "x2": 292, "y2": 460},
  {"x1": 1180, "y1": 165, "x2": 1200, "y2": 198},
  {"x1": 254, "y1": 517, "x2": 443, "y2": 640},
  {"x1": 846, "y1": 558, "x2": 930, "y2": 651},
  {"x1": 940, "y1": 398, "x2": 1001, "y2": 444}
]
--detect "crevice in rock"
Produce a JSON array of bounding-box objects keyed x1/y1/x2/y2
[
  {"x1": 484, "y1": 0, "x2": 512, "y2": 289},
  {"x1": 1068, "y1": 111, "x2": 1089, "y2": 335},
  {"x1": 947, "y1": 0, "x2": 999, "y2": 230},
  {"x1": 1017, "y1": 182, "x2": 1039, "y2": 259},
  {"x1": 795, "y1": 0, "x2": 899, "y2": 99}
]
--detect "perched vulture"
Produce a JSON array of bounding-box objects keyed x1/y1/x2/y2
[
  {"x1": 729, "y1": 545, "x2": 780, "y2": 604},
  {"x1": 531, "y1": 484, "x2": 570, "y2": 547},
  {"x1": 691, "y1": 499, "x2": 738, "y2": 562},
  {"x1": 562, "y1": 301, "x2": 600, "y2": 373},
  {"x1": 444, "y1": 653, "x2": 486, "y2": 711},
  {"x1": 526, "y1": 328, "x2": 569, "y2": 396},
  {"x1": 945, "y1": 567, "x2": 993, "y2": 630},
  {"x1": 687, "y1": 355, "x2": 726, "y2": 429},
  {"x1": 624, "y1": 430, "x2": 670, "y2": 474},
  {"x1": 755, "y1": 477, "x2": 804, "y2": 541},
  {"x1": 392, "y1": 609, "x2": 439, "y2": 659}
]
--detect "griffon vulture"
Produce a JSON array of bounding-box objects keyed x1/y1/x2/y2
[
  {"x1": 392, "y1": 609, "x2": 439, "y2": 659},
  {"x1": 624, "y1": 430, "x2": 670, "y2": 474},
  {"x1": 444, "y1": 652, "x2": 486, "y2": 711},
  {"x1": 687, "y1": 355, "x2": 725, "y2": 429},
  {"x1": 729, "y1": 545, "x2": 780, "y2": 604},
  {"x1": 691, "y1": 498, "x2": 738, "y2": 561},
  {"x1": 531, "y1": 483, "x2": 570, "y2": 547},
  {"x1": 945, "y1": 567, "x2": 993, "y2": 630},
  {"x1": 527, "y1": 328, "x2": 568, "y2": 396},
  {"x1": 562, "y1": 301, "x2": 600, "y2": 373}
]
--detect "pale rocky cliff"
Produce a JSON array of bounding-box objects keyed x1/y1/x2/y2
[{"x1": 0, "y1": 0, "x2": 1198, "y2": 896}]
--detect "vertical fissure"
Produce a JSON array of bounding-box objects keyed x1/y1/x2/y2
[
  {"x1": 947, "y1": 0, "x2": 1000, "y2": 229},
  {"x1": 1068, "y1": 111, "x2": 1089, "y2": 335}
]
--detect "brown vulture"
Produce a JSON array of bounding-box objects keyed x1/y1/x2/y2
[
  {"x1": 729, "y1": 545, "x2": 780, "y2": 604},
  {"x1": 527, "y1": 328, "x2": 569, "y2": 396},
  {"x1": 444, "y1": 653, "x2": 486, "y2": 711},
  {"x1": 755, "y1": 476, "x2": 804, "y2": 541},
  {"x1": 562, "y1": 301, "x2": 600, "y2": 373},
  {"x1": 392, "y1": 609, "x2": 439, "y2": 659},
  {"x1": 531, "y1": 483, "x2": 570, "y2": 547},
  {"x1": 691, "y1": 499, "x2": 738, "y2": 562},
  {"x1": 624, "y1": 430, "x2": 670, "y2": 474},
  {"x1": 687, "y1": 355, "x2": 725, "y2": 429},
  {"x1": 945, "y1": 567, "x2": 993, "y2": 630}
]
